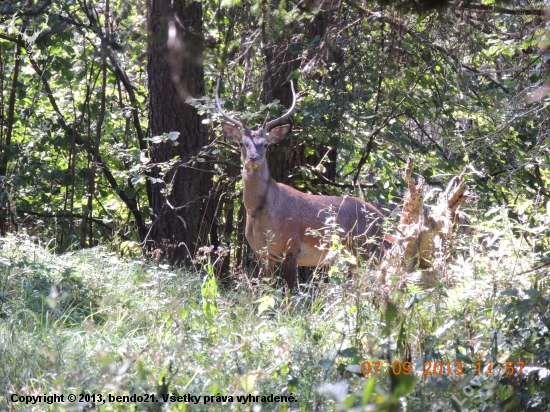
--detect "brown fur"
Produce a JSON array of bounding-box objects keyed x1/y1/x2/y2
[{"x1": 221, "y1": 123, "x2": 384, "y2": 290}]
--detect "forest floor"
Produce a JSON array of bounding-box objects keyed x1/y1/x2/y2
[{"x1": 0, "y1": 210, "x2": 548, "y2": 411}]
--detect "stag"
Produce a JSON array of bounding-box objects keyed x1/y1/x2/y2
[{"x1": 216, "y1": 79, "x2": 384, "y2": 290}]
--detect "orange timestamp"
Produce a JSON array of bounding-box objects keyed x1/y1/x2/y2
[
  {"x1": 476, "y1": 361, "x2": 524, "y2": 376},
  {"x1": 362, "y1": 361, "x2": 464, "y2": 376},
  {"x1": 361, "y1": 361, "x2": 525, "y2": 376}
]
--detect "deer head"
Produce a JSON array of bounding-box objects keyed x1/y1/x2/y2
[{"x1": 216, "y1": 80, "x2": 296, "y2": 170}]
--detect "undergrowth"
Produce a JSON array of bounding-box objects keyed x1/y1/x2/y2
[{"x1": 0, "y1": 204, "x2": 549, "y2": 411}]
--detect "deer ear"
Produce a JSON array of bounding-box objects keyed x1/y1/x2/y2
[
  {"x1": 267, "y1": 125, "x2": 290, "y2": 144},
  {"x1": 221, "y1": 122, "x2": 242, "y2": 142}
]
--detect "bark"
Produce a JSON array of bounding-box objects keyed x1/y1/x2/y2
[
  {"x1": 146, "y1": 0, "x2": 215, "y2": 265},
  {"x1": 259, "y1": 0, "x2": 338, "y2": 282},
  {"x1": 0, "y1": 35, "x2": 21, "y2": 236},
  {"x1": 262, "y1": 1, "x2": 338, "y2": 185},
  {"x1": 262, "y1": 45, "x2": 301, "y2": 185}
]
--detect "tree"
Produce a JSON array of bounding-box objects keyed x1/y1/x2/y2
[
  {"x1": 0, "y1": 0, "x2": 547, "y2": 266},
  {"x1": 260, "y1": 0, "x2": 339, "y2": 187},
  {"x1": 146, "y1": 0, "x2": 215, "y2": 264}
]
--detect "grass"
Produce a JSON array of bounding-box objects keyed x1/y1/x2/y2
[
  {"x1": 1, "y1": 236, "x2": 365, "y2": 411},
  {"x1": 0, "y1": 206, "x2": 549, "y2": 412}
]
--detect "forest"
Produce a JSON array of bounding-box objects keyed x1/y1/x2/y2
[{"x1": 1, "y1": 0, "x2": 549, "y2": 410}]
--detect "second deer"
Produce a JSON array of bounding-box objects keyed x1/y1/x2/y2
[{"x1": 217, "y1": 80, "x2": 385, "y2": 290}]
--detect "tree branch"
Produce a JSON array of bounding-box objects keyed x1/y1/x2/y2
[
  {"x1": 0, "y1": 0, "x2": 52, "y2": 15},
  {"x1": 311, "y1": 168, "x2": 375, "y2": 189},
  {"x1": 14, "y1": 209, "x2": 131, "y2": 241},
  {"x1": 28, "y1": 58, "x2": 147, "y2": 240},
  {"x1": 62, "y1": 7, "x2": 152, "y2": 207},
  {"x1": 351, "y1": 65, "x2": 431, "y2": 185},
  {"x1": 345, "y1": 0, "x2": 511, "y2": 93},
  {"x1": 448, "y1": 2, "x2": 544, "y2": 16},
  {"x1": 0, "y1": 33, "x2": 25, "y2": 46},
  {"x1": 409, "y1": 116, "x2": 447, "y2": 158}
]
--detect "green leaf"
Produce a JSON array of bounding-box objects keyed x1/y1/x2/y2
[
  {"x1": 221, "y1": 0, "x2": 241, "y2": 8},
  {"x1": 256, "y1": 295, "x2": 275, "y2": 315},
  {"x1": 390, "y1": 373, "x2": 416, "y2": 399},
  {"x1": 517, "y1": 200, "x2": 531, "y2": 215},
  {"x1": 361, "y1": 377, "x2": 376, "y2": 405},
  {"x1": 385, "y1": 302, "x2": 398, "y2": 326},
  {"x1": 338, "y1": 347, "x2": 359, "y2": 358},
  {"x1": 51, "y1": 169, "x2": 66, "y2": 180},
  {"x1": 10, "y1": 176, "x2": 24, "y2": 187},
  {"x1": 124, "y1": 187, "x2": 136, "y2": 198}
]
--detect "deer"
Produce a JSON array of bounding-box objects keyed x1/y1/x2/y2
[{"x1": 216, "y1": 79, "x2": 385, "y2": 291}]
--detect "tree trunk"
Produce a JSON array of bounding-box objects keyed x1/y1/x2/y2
[
  {"x1": 262, "y1": 1, "x2": 337, "y2": 185},
  {"x1": 146, "y1": 0, "x2": 215, "y2": 265},
  {"x1": 260, "y1": 1, "x2": 337, "y2": 281},
  {"x1": 0, "y1": 36, "x2": 22, "y2": 236},
  {"x1": 262, "y1": 45, "x2": 301, "y2": 185}
]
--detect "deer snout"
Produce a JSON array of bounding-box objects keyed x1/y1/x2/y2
[{"x1": 245, "y1": 153, "x2": 262, "y2": 167}]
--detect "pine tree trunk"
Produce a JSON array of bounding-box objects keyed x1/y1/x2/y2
[{"x1": 146, "y1": 0, "x2": 215, "y2": 265}]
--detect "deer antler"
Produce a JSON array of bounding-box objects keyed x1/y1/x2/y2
[
  {"x1": 265, "y1": 81, "x2": 297, "y2": 131},
  {"x1": 262, "y1": 112, "x2": 270, "y2": 129},
  {"x1": 216, "y1": 79, "x2": 243, "y2": 129}
]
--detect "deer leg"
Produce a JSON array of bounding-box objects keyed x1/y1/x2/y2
[{"x1": 281, "y1": 249, "x2": 300, "y2": 291}]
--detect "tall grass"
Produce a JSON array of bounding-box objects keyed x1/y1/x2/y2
[{"x1": 0, "y1": 204, "x2": 548, "y2": 411}]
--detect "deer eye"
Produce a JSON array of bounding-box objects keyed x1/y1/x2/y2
[{"x1": 263, "y1": 143, "x2": 268, "y2": 148}]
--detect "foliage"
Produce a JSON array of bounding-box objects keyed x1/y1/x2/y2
[
  {"x1": 1, "y1": 0, "x2": 550, "y2": 410},
  {"x1": 0, "y1": 0, "x2": 548, "y2": 256},
  {"x1": 0, "y1": 0, "x2": 149, "y2": 247},
  {"x1": 0, "y1": 200, "x2": 549, "y2": 411}
]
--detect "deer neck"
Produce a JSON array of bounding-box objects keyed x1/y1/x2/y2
[{"x1": 242, "y1": 162, "x2": 273, "y2": 217}]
